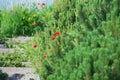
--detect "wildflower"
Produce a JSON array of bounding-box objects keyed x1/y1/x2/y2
[
  {"x1": 38, "y1": 2, "x2": 40, "y2": 6},
  {"x1": 10, "y1": 10, "x2": 14, "y2": 12},
  {"x1": 41, "y1": 3, "x2": 46, "y2": 7},
  {"x1": 55, "y1": 31, "x2": 60, "y2": 36},
  {"x1": 33, "y1": 22, "x2": 37, "y2": 27},
  {"x1": 43, "y1": 54, "x2": 47, "y2": 59},
  {"x1": 33, "y1": 44, "x2": 37, "y2": 48},
  {"x1": 51, "y1": 36, "x2": 55, "y2": 41}
]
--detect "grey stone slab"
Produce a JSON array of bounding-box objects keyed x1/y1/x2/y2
[
  {"x1": 8, "y1": 73, "x2": 40, "y2": 80},
  {"x1": 9, "y1": 37, "x2": 33, "y2": 43},
  {"x1": 0, "y1": 67, "x2": 40, "y2": 80},
  {"x1": 20, "y1": 74, "x2": 40, "y2": 80},
  {"x1": 0, "y1": 44, "x2": 6, "y2": 48},
  {"x1": 0, "y1": 48, "x2": 14, "y2": 53},
  {"x1": 0, "y1": 48, "x2": 25, "y2": 54},
  {"x1": 0, "y1": 67, "x2": 35, "y2": 75}
]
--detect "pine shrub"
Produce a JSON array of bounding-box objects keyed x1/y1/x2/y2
[{"x1": 36, "y1": 0, "x2": 120, "y2": 80}]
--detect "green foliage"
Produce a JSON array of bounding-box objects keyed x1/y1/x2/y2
[
  {"x1": 0, "y1": 53, "x2": 27, "y2": 67},
  {"x1": 0, "y1": 4, "x2": 53, "y2": 38},
  {"x1": 0, "y1": 70, "x2": 8, "y2": 80},
  {"x1": 23, "y1": 0, "x2": 119, "y2": 80},
  {"x1": 0, "y1": 0, "x2": 119, "y2": 80}
]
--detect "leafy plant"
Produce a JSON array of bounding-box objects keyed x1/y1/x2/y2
[
  {"x1": 0, "y1": 70, "x2": 8, "y2": 80},
  {"x1": 0, "y1": 3, "x2": 53, "y2": 38},
  {"x1": 0, "y1": 52, "x2": 27, "y2": 67}
]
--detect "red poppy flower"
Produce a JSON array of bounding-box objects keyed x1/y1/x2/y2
[
  {"x1": 10, "y1": 10, "x2": 13, "y2": 12},
  {"x1": 55, "y1": 31, "x2": 60, "y2": 36},
  {"x1": 43, "y1": 54, "x2": 47, "y2": 59},
  {"x1": 33, "y1": 22, "x2": 37, "y2": 27},
  {"x1": 33, "y1": 44, "x2": 37, "y2": 48},
  {"x1": 51, "y1": 36, "x2": 55, "y2": 41},
  {"x1": 38, "y1": 2, "x2": 40, "y2": 6},
  {"x1": 41, "y1": 3, "x2": 46, "y2": 7}
]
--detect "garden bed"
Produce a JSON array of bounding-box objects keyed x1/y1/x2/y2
[{"x1": 0, "y1": 0, "x2": 120, "y2": 80}]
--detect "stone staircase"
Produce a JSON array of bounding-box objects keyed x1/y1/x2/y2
[
  {"x1": 0, "y1": 37, "x2": 33, "y2": 53},
  {"x1": 0, "y1": 67, "x2": 40, "y2": 80},
  {"x1": 0, "y1": 48, "x2": 14, "y2": 54},
  {"x1": 0, "y1": 37, "x2": 40, "y2": 80}
]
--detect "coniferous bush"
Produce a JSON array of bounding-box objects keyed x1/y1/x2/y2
[{"x1": 31, "y1": 0, "x2": 119, "y2": 80}]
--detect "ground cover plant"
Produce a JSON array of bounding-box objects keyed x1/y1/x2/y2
[
  {"x1": 0, "y1": 52, "x2": 27, "y2": 67},
  {"x1": 0, "y1": 70, "x2": 8, "y2": 80},
  {"x1": 0, "y1": 0, "x2": 120, "y2": 80}
]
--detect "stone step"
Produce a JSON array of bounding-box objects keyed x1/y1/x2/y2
[
  {"x1": 0, "y1": 48, "x2": 14, "y2": 53},
  {"x1": 0, "y1": 67, "x2": 40, "y2": 80},
  {"x1": 8, "y1": 37, "x2": 33, "y2": 43},
  {"x1": 0, "y1": 67, "x2": 35, "y2": 74},
  {"x1": 0, "y1": 48, "x2": 24, "y2": 54},
  {"x1": 16, "y1": 74, "x2": 40, "y2": 80},
  {"x1": 0, "y1": 44, "x2": 6, "y2": 48},
  {"x1": 7, "y1": 73, "x2": 40, "y2": 80}
]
